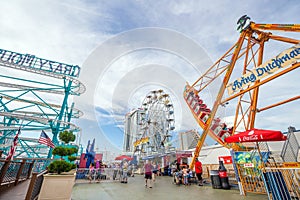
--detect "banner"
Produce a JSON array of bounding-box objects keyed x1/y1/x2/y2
[
  {"x1": 227, "y1": 44, "x2": 300, "y2": 95},
  {"x1": 133, "y1": 137, "x2": 149, "y2": 147}
]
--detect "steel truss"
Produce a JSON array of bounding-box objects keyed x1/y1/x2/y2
[
  {"x1": 184, "y1": 16, "x2": 300, "y2": 169},
  {"x1": 0, "y1": 49, "x2": 85, "y2": 159}
]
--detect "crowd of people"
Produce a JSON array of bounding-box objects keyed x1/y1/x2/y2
[
  {"x1": 172, "y1": 158, "x2": 203, "y2": 186},
  {"x1": 142, "y1": 158, "x2": 204, "y2": 188},
  {"x1": 85, "y1": 158, "x2": 204, "y2": 188},
  {"x1": 87, "y1": 162, "x2": 101, "y2": 183}
]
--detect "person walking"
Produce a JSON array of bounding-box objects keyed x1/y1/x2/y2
[
  {"x1": 121, "y1": 159, "x2": 129, "y2": 183},
  {"x1": 88, "y1": 163, "x2": 95, "y2": 183},
  {"x1": 95, "y1": 160, "x2": 100, "y2": 169},
  {"x1": 152, "y1": 161, "x2": 158, "y2": 182},
  {"x1": 144, "y1": 160, "x2": 153, "y2": 188},
  {"x1": 195, "y1": 158, "x2": 203, "y2": 186}
]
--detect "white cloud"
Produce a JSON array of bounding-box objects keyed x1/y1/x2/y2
[
  {"x1": 0, "y1": 1, "x2": 110, "y2": 65},
  {"x1": 1, "y1": 0, "x2": 299, "y2": 153}
]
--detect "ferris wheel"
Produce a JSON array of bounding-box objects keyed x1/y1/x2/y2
[{"x1": 137, "y1": 89, "x2": 175, "y2": 156}]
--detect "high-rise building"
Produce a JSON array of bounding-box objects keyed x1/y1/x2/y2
[
  {"x1": 123, "y1": 109, "x2": 145, "y2": 153},
  {"x1": 179, "y1": 129, "x2": 203, "y2": 150}
]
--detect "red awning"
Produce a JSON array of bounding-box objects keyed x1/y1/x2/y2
[
  {"x1": 224, "y1": 128, "x2": 287, "y2": 143},
  {"x1": 115, "y1": 155, "x2": 133, "y2": 161},
  {"x1": 176, "y1": 151, "x2": 193, "y2": 158}
]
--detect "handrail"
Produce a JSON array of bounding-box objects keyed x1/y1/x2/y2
[
  {"x1": 25, "y1": 170, "x2": 48, "y2": 200},
  {"x1": 0, "y1": 158, "x2": 35, "y2": 186}
]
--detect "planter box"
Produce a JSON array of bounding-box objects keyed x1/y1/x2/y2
[{"x1": 38, "y1": 173, "x2": 75, "y2": 200}]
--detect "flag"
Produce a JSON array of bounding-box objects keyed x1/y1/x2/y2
[
  {"x1": 38, "y1": 130, "x2": 55, "y2": 148},
  {"x1": 6, "y1": 128, "x2": 20, "y2": 161}
]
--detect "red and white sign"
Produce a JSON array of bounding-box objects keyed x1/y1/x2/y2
[
  {"x1": 244, "y1": 163, "x2": 254, "y2": 168},
  {"x1": 218, "y1": 156, "x2": 233, "y2": 164},
  {"x1": 225, "y1": 128, "x2": 287, "y2": 143}
]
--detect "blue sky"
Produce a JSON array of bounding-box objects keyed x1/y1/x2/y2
[{"x1": 0, "y1": 0, "x2": 299, "y2": 157}]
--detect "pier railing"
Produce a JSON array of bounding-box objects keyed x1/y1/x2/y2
[
  {"x1": 0, "y1": 159, "x2": 34, "y2": 187},
  {"x1": 25, "y1": 170, "x2": 47, "y2": 200},
  {"x1": 0, "y1": 157, "x2": 52, "y2": 193},
  {"x1": 76, "y1": 168, "x2": 121, "y2": 181}
]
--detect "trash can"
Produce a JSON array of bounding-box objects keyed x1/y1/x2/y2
[{"x1": 210, "y1": 170, "x2": 222, "y2": 189}]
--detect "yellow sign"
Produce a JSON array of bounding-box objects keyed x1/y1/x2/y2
[
  {"x1": 133, "y1": 137, "x2": 149, "y2": 147},
  {"x1": 226, "y1": 44, "x2": 300, "y2": 95},
  {"x1": 283, "y1": 162, "x2": 300, "y2": 168}
]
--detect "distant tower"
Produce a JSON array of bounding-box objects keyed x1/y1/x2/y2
[
  {"x1": 179, "y1": 130, "x2": 205, "y2": 150},
  {"x1": 123, "y1": 109, "x2": 145, "y2": 153}
]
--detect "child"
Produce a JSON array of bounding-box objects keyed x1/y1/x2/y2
[
  {"x1": 182, "y1": 166, "x2": 189, "y2": 185},
  {"x1": 174, "y1": 169, "x2": 183, "y2": 185},
  {"x1": 187, "y1": 169, "x2": 193, "y2": 185},
  {"x1": 88, "y1": 163, "x2": 95, "y2": 183}
]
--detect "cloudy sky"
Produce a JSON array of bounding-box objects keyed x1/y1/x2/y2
[{"x1": 1, "y1": 0, "x2": 299, "y2": 157}]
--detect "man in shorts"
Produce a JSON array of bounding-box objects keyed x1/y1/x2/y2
[{"x1": 144, "y1": 160, "x2": 153, "y2": 188}]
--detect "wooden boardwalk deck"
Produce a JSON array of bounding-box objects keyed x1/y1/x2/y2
[{"x1": 0, "y1": 180, "x2": 30, "y2": 200}]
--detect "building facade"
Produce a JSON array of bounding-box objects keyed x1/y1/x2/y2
[
  {"x1": 179, "y1": 129, "x2": 202, "y2": 150},
  {"x1": 123, "y1": 109, "x2": 145, "y2": 153}
]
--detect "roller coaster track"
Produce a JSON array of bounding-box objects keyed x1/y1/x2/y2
[
  {"x1": 0, "y1": 60, "x2": 86, "y2": 95},
  {"x1": 1, "y1": 95, "x2": 83, "y2": 118},
  {"x1": 0, "y1": 81, "x2": 69, "y2": 95},
  {"x1": 0, "y1": 112, "x2": 80, "y2": 131},
  {"x1": 0, "y1": 48, "x2": 85, "y2": 158}
]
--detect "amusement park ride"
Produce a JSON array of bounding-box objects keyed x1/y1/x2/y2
[
  {"x1": 133, "y1": 89, "x2": 176, "y2": 158},
  {"x1": 184, "y1": 15, "x2": 300, "y2": 169},
  {"x1": 0, "y1": 49, "x2": 85, "y2": 159}
]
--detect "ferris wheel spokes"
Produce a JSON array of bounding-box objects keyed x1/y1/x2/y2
[{"x1": 134, "y1": 89, "x2": 175, "y2": 157}]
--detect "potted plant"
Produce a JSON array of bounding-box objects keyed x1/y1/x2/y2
[
  {"x1": 48, "y1": 130, "x2": 78, "y2": 174},
  {"x1": 38, "y1": 130, "x2": 78, "y2": 200}
]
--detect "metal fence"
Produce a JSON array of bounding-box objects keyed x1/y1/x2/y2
[
  {"x1": 25, "y1": 170, "x2": 47, "y2": 200},
  {"x1": 263, "y1": 166, "x2": 300, "y2": 200},
  {"x1": 0, "y1": 159, "x2": 34, "y2": 186},
  {"x1": 281, "y1": 127, "x2": 299, "y2": 162},
  {"x1": 75, "y1": 168, "x2": 122, "y2": 181},
  {"x1": 234, "y1": 161, "x2": 300, "y2": 200},
  {"x1": 236, "y1": 163, "x2": 266, "y2": 194},
  {"x1": 0, "y1": 157, "x2": 52, "y2": 190},
  {"x1": 32, "y1": 159, "x2": 51, "y2": 173}
]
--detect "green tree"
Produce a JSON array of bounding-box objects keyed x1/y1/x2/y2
[
  {"x1": 59, "y1": 130, "x2": 76, "y2": 144},
  {"x1": 48, "y1": 131, "x2": 78, "y2": 174}
]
